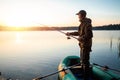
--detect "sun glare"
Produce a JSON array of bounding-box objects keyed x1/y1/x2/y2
[
  {"x1": 1, "y1": 2, "x2": 74, "y2": 27},
  {"x1": 16, "y1": 32, "x2": 23, "y2": 43},
  {"x1": 4, "y1": 13, "x2": 32, "y2": 27},
  {"x1": 5, "y1": 19, "x2": 23, "y2": 27},
  {"x1": 4, "y1": 11, "x2": 61, "y2": 27}
]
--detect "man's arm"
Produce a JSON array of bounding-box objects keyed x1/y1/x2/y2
[{"x1": 66, "y1": 32, "x2": 79, "y2": 36}]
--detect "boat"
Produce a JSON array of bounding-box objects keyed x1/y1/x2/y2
[{"x1": 58, "y1": 55, "x2": 120, "y2": 80}]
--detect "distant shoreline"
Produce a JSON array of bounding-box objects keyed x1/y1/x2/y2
[{"x1": 0, "y1": 24, "x2": 120, "y2": 31}]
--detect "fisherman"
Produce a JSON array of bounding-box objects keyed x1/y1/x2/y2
[{"x1": 66, "y1": 10, "x2": 93, "y2": 80}]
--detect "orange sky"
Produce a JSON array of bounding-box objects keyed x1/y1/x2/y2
[{"x1": 0, "y1": 0, "x2": 120, "y2": 27}]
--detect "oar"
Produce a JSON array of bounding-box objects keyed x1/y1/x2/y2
[
  {"x1": 93, "y1": 63, "x2": 120, "y2": 73},
  {"x1": 33, "y1": 63, "x2": 81, "y2": 80},
  {"x1": 33, "y1": 69, "x2": 66, "y2": 80}
]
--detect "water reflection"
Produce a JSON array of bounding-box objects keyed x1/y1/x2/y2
[
  {"x1": 15, "y1": 32, "x2": 23, "y2": 43},
  {"x1": 110, "y1": 37, "x2": 113, "y2": 51},
  {"x1": 0, "y1": 31, "x2": 120, "y2": 80},
  {"x1": 117, "y1": 38, "x2": 120, "y2": 58},
  {"x1": 109, "y1": 35, "x2": 120, "y2": 58}
]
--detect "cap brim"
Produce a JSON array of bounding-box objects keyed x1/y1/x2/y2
[{"x1": 76, "y1": 13, "x2": 79, "y2": 15}]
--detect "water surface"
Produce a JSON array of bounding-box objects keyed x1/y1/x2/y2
[{"x1": 0, "y1": 31, "x2": 120, "y2": 80}]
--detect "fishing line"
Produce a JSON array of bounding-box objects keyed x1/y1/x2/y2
[{"x1": 38, "y1": 24, "x2": 78, "y2": 40}]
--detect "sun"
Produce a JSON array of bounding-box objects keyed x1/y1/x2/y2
[
  {"x1": 2, "y1": 4, "x2": 72, "y2": 27},
  {"x1": 5, "y1": 19, "x2": 22, "y2": 27},
  {"x1": 4, "y1": 14, "x2": 32, "y2": 27},
  {"x1": 3, "y1": 12, "x2": 57, "y2": 27}
]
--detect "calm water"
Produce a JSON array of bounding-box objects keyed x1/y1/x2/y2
[{"x1": 0, "y1": 30, "x2": 120, "y2": 80}]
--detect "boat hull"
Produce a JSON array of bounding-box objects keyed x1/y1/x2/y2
[{"x1": 58, "y1": 56, "x2": 120, "y2": 80}]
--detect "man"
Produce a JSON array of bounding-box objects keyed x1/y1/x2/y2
[{"x1": 66, "y1": 10, "x2": 93, "y2": 79}]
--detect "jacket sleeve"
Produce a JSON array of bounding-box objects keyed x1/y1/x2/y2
[{"x1": 69, "y1": 32, "x2": 79, "y2": 36}]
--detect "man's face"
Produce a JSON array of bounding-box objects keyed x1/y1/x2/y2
[{"x1": 78, "y1": 14, "x2": 84, "y2": 20}]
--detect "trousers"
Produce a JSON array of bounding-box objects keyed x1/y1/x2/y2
[{"x1": 79, "y1": 43, "x2": 91, "y2": 80}]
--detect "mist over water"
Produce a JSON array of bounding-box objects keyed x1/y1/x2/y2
[{"x1": 0, "y1": 30, "x2": 120, "y2": 80}]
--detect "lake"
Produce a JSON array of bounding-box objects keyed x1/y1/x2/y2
[{"x1": 0, "y1": 30, "x2": 120, "y2": 80}]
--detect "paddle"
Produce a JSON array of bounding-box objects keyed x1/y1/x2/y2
[
  {"x1": 33, "y1": 63, "x2": 120, "y2": 80},
  {"x1": 93, "y1": 63, "x2": 120, "y2": 73},
  {"x1": 33, "y1": 63, "x2": 81, "y2": 80}
]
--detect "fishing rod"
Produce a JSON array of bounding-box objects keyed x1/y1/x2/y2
[
  {"x1": 33, "y1": 63, "x2": 81, "y2": 80},
  {"x1": 38, "y1": 24, "x2": 78, "y2": 40},
  {"x1": 93, "y1": 63, "x2": 120, "y2": 73}
]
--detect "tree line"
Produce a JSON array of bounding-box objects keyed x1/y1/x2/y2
[{"x1": 0, "y1": 24, "x2": 120, "y2": 31}]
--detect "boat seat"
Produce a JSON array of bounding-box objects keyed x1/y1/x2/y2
[{"x1": 72, "y1": 66, "x2": 82, "y2": 69}]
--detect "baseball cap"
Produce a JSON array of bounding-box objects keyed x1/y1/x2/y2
[{"x1": 76, "y1": 10, "x2": 86, "y2": 15}]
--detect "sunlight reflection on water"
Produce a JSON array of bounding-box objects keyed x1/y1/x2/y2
[{"x1": 0, "y1": 31, "x2": 120, "y2": 80}]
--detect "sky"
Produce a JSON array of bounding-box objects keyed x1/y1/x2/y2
[{"x1": 0, "y1": 0, "x2": 120, "y2": 27}]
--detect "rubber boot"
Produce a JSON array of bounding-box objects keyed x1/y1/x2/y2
[{"x1": 83, "y1": 65, "x2": 90, "y2": 80}]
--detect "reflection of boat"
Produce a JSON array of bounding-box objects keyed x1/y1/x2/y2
[{"x1": 58, "y1": 56, "x2": 120, "y2": 80}]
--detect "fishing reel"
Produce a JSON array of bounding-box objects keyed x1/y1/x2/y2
[{"x1": 67, "y1": 36, "x2": 71, "y2": 39}]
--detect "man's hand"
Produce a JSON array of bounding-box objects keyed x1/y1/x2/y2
[
  {"x1": 66, "y1": 32, "x2": 71, "y2": 36},
  {"x1": 77, "y1": 37, "x2": 84, "y2": 42}
]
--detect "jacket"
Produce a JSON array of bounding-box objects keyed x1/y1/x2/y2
[{"x1": 70, "y1": 18, "x2": 93, "y2": 49}]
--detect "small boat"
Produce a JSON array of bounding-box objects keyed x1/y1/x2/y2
[{"x1": 58, "y1": 56, "x2": 120, "y2": 80}]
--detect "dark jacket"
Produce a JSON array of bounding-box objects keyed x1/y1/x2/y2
[{"x1": 70, "y1": 18, "x2": 93, "y2": 49}]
